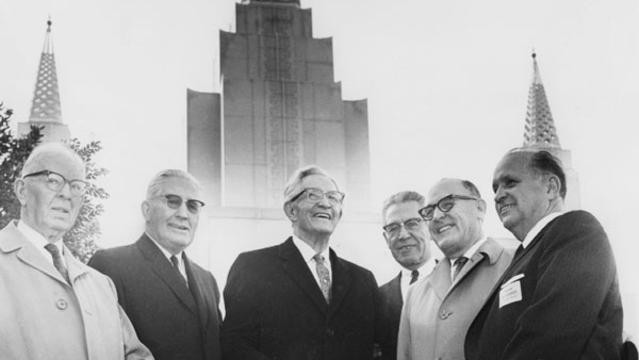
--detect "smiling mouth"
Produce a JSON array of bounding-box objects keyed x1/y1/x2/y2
[
  {"x1": 313, "y1": 212, "x2": 332, "y2": 220},
  {"x1": 51, "y1": 207, "x2": 70, "y2": 214},
  {"x1": 436, "y1": 224, "x2": 453, "y2": 234},
  {"x1": 498, "y1": 204, "x2": 513, "y2": 216},
  {"x1": 168, "y1": 224, "x2": 190, "y2": 231}
]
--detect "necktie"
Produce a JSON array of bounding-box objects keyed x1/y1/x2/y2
[
  {"x1": 452, "y1": 256, "x2": 468, "y2": 280},
  {"x1": 170, "y1": 255, "x2": 188, "y2": 285},
  {"x1": 313, "y1": 254, "x2": 331, "y2": 303},
  {"x1": 409, "y1": 269, "x2": 419, "y2": 285},
  {"x1": 514, "y1": 244, "x2": 524, "y2": 259},
  {"x1": 44, "y1": 243, "x2": 69, "y2": 283}
]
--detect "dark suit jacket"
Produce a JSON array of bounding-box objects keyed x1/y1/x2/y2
[
  {"x1": 378, "y1": 273, "x2": 402, "y2": 360},
  {"x1": 89, "y1": 234, "x2": 222, "y2": 360},
  {"x1": 465, "y1": 211, "x2": 623, "y2": 360},
  {"x1": 221, "y1": 237, "x2": 389, "y2": 360}
]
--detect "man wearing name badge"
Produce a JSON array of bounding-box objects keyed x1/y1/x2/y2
[
  {"x1": 222, "y1": 165, "x2": 389, "y2": 360},
  {"x1": 378, "y1": 191, "x2": 436, "y2": 360},
  {"x1": 90, "y1": 169, "x2": 222, "y2": 360},
  {"x1": 465, "y1": 149, "x2": 623, "y2": 360},
  {"x1": 397, "y1": 178, "x2": 515, "y2": 360},
  {"x1": 0, "y1": 142, "x2": 152, "y2": 360}
]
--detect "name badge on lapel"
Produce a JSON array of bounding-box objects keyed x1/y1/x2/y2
[{"x1": 499, "y1": 273, "x2": 524, "y2": 309}]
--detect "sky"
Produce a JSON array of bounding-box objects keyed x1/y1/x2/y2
[{"x1": 2, "y1": 0, "x2": 638, "y2": 335}]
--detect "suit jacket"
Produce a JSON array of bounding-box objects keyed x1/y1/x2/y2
[
  {"x1": 465, "y1": 211, "x2": 623, "y2": 360},
  {"x1": 379, "y1": 273, "x2": 402, "y2": 360},
  {"x1": 89, "y1": 234, "x2": 222, "y2": 360},
  {"x1": 0, "y1": 221, "x2": 152, "y2": 360},
  {"x1": 397, "y1": 237, "x2": 514, "y2": 360},
  {"x1": 221, "y1": 237, "x2": 389, "y2": 360}
]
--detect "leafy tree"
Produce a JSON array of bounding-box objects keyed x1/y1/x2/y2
[
  {"x1": 0, "y1": 102, "x2": 108, "y2": 263},
  {"x1": 0, "y1": 103, "x2": 42, "y2": 229}
]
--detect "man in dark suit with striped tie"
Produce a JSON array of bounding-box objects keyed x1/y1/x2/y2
[
  {"x1": 377, "y1": 191, "x2": 435, "y2": 360},
  {"x1": 90, "y1": 169, "x2": 222, "y2": 360}
]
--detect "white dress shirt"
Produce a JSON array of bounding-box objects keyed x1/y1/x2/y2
[
  {"x1": 522, "y1": 212, "x2": 564, "y2": 248},
  {"x1": 17, "y1": 220, "x2": 65, "y2": 268},
  {"x1": 448, "y1": 235, "x2": 488, "y2": 281},
  {"x1": 291, "y1": 235, "x2": 332, "y2": 290},
  {"x1": 400, "y1": 258, "x2": 437, "y2": 300}
]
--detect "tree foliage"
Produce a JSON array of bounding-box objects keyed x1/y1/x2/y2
[{"x1": 0, "y1": 102, "x2": 108, "y2": 263}]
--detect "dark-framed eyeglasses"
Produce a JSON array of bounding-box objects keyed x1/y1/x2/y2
[
  {"x1": 418, "y1": 194, "x2": 479, "y2": 221},
  {"x1": 22, "y1": 170, "x2": 88, "y2": 197},
  {"x1": 382, "y1": 217, "x2": 423, "y2": 238},
  {"x1": 159, "y1": 194, "x2": 205, "y2": 214},
  {"x1": 290, "y1": 187, "x2": 345, "y2": 205}
]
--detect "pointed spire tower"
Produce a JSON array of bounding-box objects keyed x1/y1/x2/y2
[
  {"x1": 18, "y1": 18, "x2": 71, "y2": 142},
  {"x1": 521, "y1": 51, "x2": 580, "y2": 210}
]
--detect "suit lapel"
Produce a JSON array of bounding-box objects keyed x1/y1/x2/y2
[
  {"x1": 136, "y1": 235, "x2": 197, "y2": 314},
  {"x1": 327, "y1": 249, "x2": 353, "y2": 318},
  {"x1": 0, "y1": 222, "x2": 69, "y2": 286},
  {"x1": 391, "y1": 273, "x2": 402, "y2": 307},
  {"x1": 184, "y1": 253, "x2": 209, "y2": 329},
  {"x1": 279, "y1": 238, "x2": 328, "y2": 314}
]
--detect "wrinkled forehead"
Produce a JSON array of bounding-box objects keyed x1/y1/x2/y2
[
  {"x1": 384, "y1": 200, "x2": 421, "y2": 222},
  {"x1": 300, "y1": 174, "x2": 338, "y2": 192},
  {"x1": 25, "y1": 151, "x2": 85, "y2": 180},
  {"x1": 427, "y1": 179, "x2": 468, "y2": 203},
  {"x1": 156, "y1": 176, "x2": 201, "y2": 199},
  {"x1": 494, "y1": 152, "x2": 531, "y2": 180}
]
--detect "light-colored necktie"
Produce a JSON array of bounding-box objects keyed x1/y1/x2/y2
[
  {"x1": 313, "y1": 254, "x2": 331, "y2": 303},
  {"x1": 453, "y1": 256, "x2": 469, "y2": 280},
  {"x1": 44, "y1": 243, "x2": 69, "y2": 283}
]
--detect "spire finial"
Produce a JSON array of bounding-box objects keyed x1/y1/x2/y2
[
  {"x1": 532, "y1": 48, "x2": 536, "y2": 59},
  {"x1": 47, "y1": 16, "x2": 52, "y2": 32},
  {"x1": 523, "y1": 51, "x2": 560, "y2": 148}
]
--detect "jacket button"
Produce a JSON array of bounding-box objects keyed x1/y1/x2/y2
[
  {"x1": 56, "y1": 299, "x2": 68, "y2": 310},
  {"x1": 440, "y1": 310, "x2": 452, "y2": 319}
]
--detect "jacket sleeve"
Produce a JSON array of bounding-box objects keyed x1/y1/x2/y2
[
  {"x1": 221, "y1": 254, "x2": 271, "y2": 360},
  {"x1": 501, "y1": 212, "x2": 620, "y2": 359},
  {"x1": 396, "y1": 286, "x2": 412, "y2": 360}
]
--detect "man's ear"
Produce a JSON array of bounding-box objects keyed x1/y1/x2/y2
[
  {"x1": 141, "y1": 201, "x2": 151, "y2": 221},
  {"x1": 283, "y1": 202, "x2": 297, "y2": 221},
  {"x1": 546, "y1": 174, "x2": 561, "y2": 199},
  {"x1": 14, "y1": 179, "x2": 27, "y2": 206},
  {"x1": 476, "y1": 198, "x2": 487, "y2": 220}
]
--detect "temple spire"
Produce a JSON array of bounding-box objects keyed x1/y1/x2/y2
[
  {"x1": 19, "y1": 17, "x2": 70, "y2": 142},
  {"x1": 29, "y1": 17, "x2": 62, "y2": 124},
  {"x1": 523, "y1": 51, "x2": 561, "y2": 148}
]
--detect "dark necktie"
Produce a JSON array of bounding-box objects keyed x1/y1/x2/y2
[
  {"x1": 514, "y1": 244, "x2": 524, "y2": 259},
  {"x1": 44, "y1": 243, "x2": 69, "y2": 283},
  {"x1": 453, "y1": 256, "x2": 469, "y2": 280},
  {"x1": 313, "y1": 254, "x2": 331, "y2": 303},
  {"x1": 170, "y1": 255, "x2": 188, "y2": 285},
  {"x1": 409, "y1": 269, "x2": 419, "y2": 285}
]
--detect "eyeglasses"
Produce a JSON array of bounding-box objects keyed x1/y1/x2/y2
[
  {"x1": 383, "y1": 218, "x2": 423, "y2": 237},
  {"x1": 418, "y1": 194, "x2": 479, "y2": 221},
  {"x1": 290, "y1": 188, "x2": 345, "y2": 205},
  {"x1": 23, "y1": 170, "x2": 88, "y2": 197},
  {"x1": 159, "y1": 194, "x2": 205, "y2": 214}
]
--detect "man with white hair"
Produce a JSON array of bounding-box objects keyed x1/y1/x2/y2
[
  {"x1": 90, "y1": 169, "x2": 222, "y2": 360},
  {"x1": 0, "y1": 142, "x2": 152, "y2": 359},
  {"x1": 222, "y1": 165, "x2": 390, "y2": 360}
]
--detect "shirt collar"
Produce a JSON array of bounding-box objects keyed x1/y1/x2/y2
[
  {"x1": 17, "y1": 220, "x2": 65, "y2": 265},
  {"x1": 291, "y1": 234, "x2": 330, "y2": 263},
  {"x1": 401, "y1": 257, "x2": 437, "y2": 280},
  {"x1": 145, "y1": 231, "x2": 183, "y2": 263},
  {"x1": 449, "y1": 234, "x2": 487, "y2": 266},
  {"x1": 522, "y1": 212, "x2": 564, "y2": 248}
]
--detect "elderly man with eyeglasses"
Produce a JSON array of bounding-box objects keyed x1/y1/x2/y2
[
  {"x1": 0, "y1": 142, "x2": 153, "y2": 359},
  {"x1": 397, "y1": 178, "x2": 515, "y2": 360},
  {"x1": 377, "y1": 191, "x2": 436, "y2": 360},
  {"x1": 90, "y1": 169, "x2": 222, "y2": 360},
  {"x1": 222, "y1": 165, "x2": 391, "y2": 360}
]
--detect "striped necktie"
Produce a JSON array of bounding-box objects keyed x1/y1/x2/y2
[
  {"x1": 313, "y1": 254, "x2": 331, "y2": 303},
  {"x1": 44, "y1": 243, "x2": 69, "y2": 283}
]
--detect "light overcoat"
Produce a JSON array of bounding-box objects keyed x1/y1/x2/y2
[
  {"x1": 0, "y1": 221, "x2": 152, "y2": 360},
  {"x1": 397, "y1": 237, "x2": 514, "y2": 360}
]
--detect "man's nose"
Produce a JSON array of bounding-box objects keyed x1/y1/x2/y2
[{"x1": 494, "y1": 186, "x2": 506, "y2": 203}]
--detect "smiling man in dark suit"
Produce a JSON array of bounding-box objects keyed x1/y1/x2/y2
[
  {"x1": 90, "y1": 169, "x2": 222, "y2": 360},
  {"x1": 465, "y1": 149, "x2": 623, "y2": 360},
  {"x1": 377, "y1": 191, "x2": 435, "y2": 360},
  {"x1": 222, "y1": 165, "x2": 389, "y2": 360}
]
